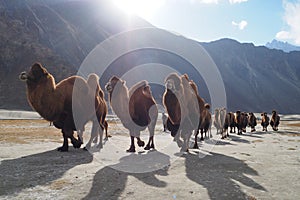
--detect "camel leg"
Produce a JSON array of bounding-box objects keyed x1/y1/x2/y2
[
  {"x1": 145, "y1": 136, "x2": 154, "y2": 150},
  {"x1": 127, "y1": 136, "x2": 136, "y2": 152},
  {"x1": 200, "y1": 129, "x2": 204, "y2": 141},
  {"x1": 58, "y1": 129, "x2": 69, "y2": 152},
  {"x1": 96, "y1": 125, "x2": 104, "y2": 149},
  {"x1": 104, "y1": 121, "x2": 111, "y2": 140},
  {"x1": 181, "y1": 130, "x2": 192, "y2": 152},
  {"x1": 58, "y1": 116, "x2": 81, "y2": 151},
  {"x1": 136, "y1": 137, "x2": 145, "y2": 147},
  {"x1": 193, "y1": 129, "x2": 199, "y2": 149},
  {"x1": 77, "y1": 129, "x2": 84, "y2": 144},
  {"x1": 145, "y1": 120, "x2": 156, "y2": 150},
  {"x1": 85, "y1": 121, "x2": 99, "y2": 150}
]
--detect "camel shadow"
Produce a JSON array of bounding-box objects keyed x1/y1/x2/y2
[
  {"x1": 82, "y1": 150, "x2": 170, "y2": 200},
  {"x1": 241, "y1": 133, "x2": 264, "y2": 139},
  {"x1": 0, "y1": 148, "x2": 93, "y2": 196},
  {"x1": 229, "y1": 135, "x2": 251, "y2": 144},
  {"x1": 184, "y1": 152, "x2": 266, "y2": 199}
]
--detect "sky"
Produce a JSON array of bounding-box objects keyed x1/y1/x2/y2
[{"x1": 112, "y1": 0, "x2": 300, "y2": 46}]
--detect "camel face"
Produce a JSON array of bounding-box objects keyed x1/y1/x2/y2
[
  {"x1": 164, "y1": 73, "x2": 182, "y2": 93},
  {"x1": 19, "y1": 63, "x2": 49, "y2": 84},
  {"x1": 105, "y1": 76, "x2": 124, "y2": 94},
  {"x1": 165, "y1": 79, "x2": 176, "y2": 91}
]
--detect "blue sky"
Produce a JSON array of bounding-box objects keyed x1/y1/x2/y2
[{"x1": 113, "y1": 0, "x2": 300, "y2": 46}]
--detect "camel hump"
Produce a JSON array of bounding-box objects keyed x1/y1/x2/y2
[
  {"x1": 129, "y1": 80, "x2": 149, "y2": 97},
  {"x1": 87, "y1": 73, "x2": 99, "y2": 90},
  {"x1": 87, "y1": 73, "x2": 104, "y2": 98}
]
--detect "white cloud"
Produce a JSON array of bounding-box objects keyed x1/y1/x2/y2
[
  {"x1": 276, "y1": 1, "x2": 300, "y2": 45},
  {"x1": 229, "y1": 0, "x2": 248, "y2": 4},
  {"x1": 232, "y1": 20, "x2": 248, "y2": 30}
]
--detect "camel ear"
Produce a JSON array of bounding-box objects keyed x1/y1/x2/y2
[{"x1": 122, "y1": 80, "x2": 126, "y2": 85}]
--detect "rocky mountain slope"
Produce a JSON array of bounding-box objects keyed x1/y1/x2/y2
[
  {"x1": 266, "y1": 39, "x2": 300, "y2": 53},
  {"x1": 0, "y1": 0, "x2": 299, "y2": 114}
]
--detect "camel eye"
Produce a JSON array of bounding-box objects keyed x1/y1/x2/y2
[{"x1": 105, "y1": 83, "x2": 112, "y2": 91}]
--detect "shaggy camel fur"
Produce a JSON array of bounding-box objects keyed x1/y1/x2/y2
[
  {"x1": 106, "y1": 76, "x2": 158, "y2": 152},
  {"x1": 270, "y1": 110, "x2": 280, "y2": 131},
  {"x1": 163, "y1": 73, "x2": 199, "y2": 152},
  {"x1": 261, "y1": 112, "x2": 270, "y2": 132},
  {"x1": 19, "y1": 63, "x2": 106, "y2": 151},
  {"x1": 248, "y1": 112, "x2": 257, "y2": 132}
]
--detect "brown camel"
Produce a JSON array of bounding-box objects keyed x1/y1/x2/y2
[
  {"x1": 270, "y1": 110, "x2": 280, "y2": 131},
  {"x1": 261, "y1": 112, "x2": 270, "y2": 132},
  {"x1": 79, "y1": 73, "x2": 109, "y2": 150},
  {"x1": 228, "y1": 112, "x2": 236, "y2": 133},
  {"x1": 235, "y1": 110, "x2": 244, "y2": 135},
  {"x1": 242, "y1": 112, "x2": 249, "y2": 133},
  {"x1": 87, "y1": 73, "x2": 111, "y2": 140},
  {"x1": 105, "y1": 76, "x2": 158, "y2": 153},
  {"x1": 189, "y1": 80, "x2": 211, "y2": 148},
  {"x1": 248, "y1": 112, "x2": 257, "y2": 132},
  {"x1": 163, "y1": 73, "x2": 183, "y2": 138},
  {"x1": 223, "y1": 112, "x2": 231, "y2": 139},
  {"x1": 219, "y1": 107, "x2": 227, "y2": 138},
  {"x1": 163, "y1": 73, "x2": 199, "y2": 152},
  {"x1": 19, "y1": 63, "x2": 106, "y2": 152}
]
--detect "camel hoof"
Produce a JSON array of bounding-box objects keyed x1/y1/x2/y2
[
  {"x1": 126, "y1": 147, "x2": 136, "y2": 153},
  {"x1": 171, "y1": 131, "x2": 177, "y2": 137},
  {"x1": 144, "y1": 144, "x2": 154, "y2": 150},
  {"x1": 83, "y1": 147, "x2": 88, "y2": 151},
  {"x1": 57, "y1": 146, "x2": 68, "y2": 152},
  {"x1": 193, "y1": 144, "x2": 199, "y2": 149},
  {"x1": 72, "y1": 140, "x2": 82, "y2": 149},
  {"x1": 137, "y1": 140, "x2": 145, "y2": 147},
  {"x1": 96, "y1": 144, "x2": 103, "y2": 149},
  {"x1": 200, "y1": 137, "x2": 204, "y2": 141}
]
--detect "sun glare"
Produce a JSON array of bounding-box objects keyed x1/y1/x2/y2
[{"x1": 113, "y1": 0, "x2": 164, "y2": 20}]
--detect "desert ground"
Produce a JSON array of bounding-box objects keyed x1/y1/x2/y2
[{"x1": 0, "y1": 113, "x2": 299, "y2": 200}]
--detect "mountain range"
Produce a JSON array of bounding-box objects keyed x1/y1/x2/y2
[
  {"x1": 0, "y1": 0, "x2": 299, "y2": 114},
  {"x1": 265, "y1": 39, "x2": 300, "y2": 53}
]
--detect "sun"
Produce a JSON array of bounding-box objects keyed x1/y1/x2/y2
[{"x1": 113, "y1": 0, "x2": 164, "y2": 20}]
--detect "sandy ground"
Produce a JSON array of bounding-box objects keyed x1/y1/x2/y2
[{"x1": 0, "y1": 117, "x2": 299, "y2": 200}]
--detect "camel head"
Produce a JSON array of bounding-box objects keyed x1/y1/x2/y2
[
  {"x1": 164, "y1": 73, "x2": 182, "y2": 92},
  {"x1": 204, "y1": 103, "x2": 211, "y2": 110},
  {"x1": 19, "y1": 63, "x2": 52, "y2": 87},
  {"x1": 105, "y1": 76, "x2": 126, "y2": 94},
  {"x1": 272, "y1": 110, "x2": 277, "y2": 115}
]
